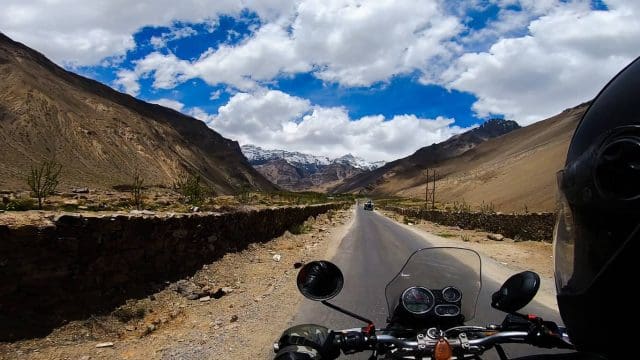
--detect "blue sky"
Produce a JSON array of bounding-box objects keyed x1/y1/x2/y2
[{"x1": 1, "y1": 0, "x2": 635, "y2": 162}]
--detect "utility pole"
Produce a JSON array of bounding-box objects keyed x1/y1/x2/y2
[{"x1": 424, "y1": 169, "x2": 437, "y2": 210}]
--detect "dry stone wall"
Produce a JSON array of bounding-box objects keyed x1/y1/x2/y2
[
  {"x1": 0, "y1": 204, "x2": 342, "y2": 340},
  {"x1": 382, "y1": 206, "x2": 555, "y2": 242}
]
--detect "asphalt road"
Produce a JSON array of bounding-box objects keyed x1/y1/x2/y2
[{"x1": 291, "y1": 205, "x2": 569, "y2": 359}]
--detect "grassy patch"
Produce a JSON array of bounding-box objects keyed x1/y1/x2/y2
[{"x1": 436, "y1": 232, "x2": 456, "y2": 238}]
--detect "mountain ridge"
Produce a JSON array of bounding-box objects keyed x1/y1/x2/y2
[
  {"x1": 331, "y1": 118, "x2": 521, "y2": 193},
  {"x1": 241, "y1": 145, "x2": 384, "y2": 191},
  {"x1": 0, "y1": 32, "x2": 275, "y2": 193}
]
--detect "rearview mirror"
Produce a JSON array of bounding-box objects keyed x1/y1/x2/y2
[
  {"x1": 491, "y1": 271, "x2": 540, "y2": 313},
  {"x1": 296, "y1": 261, "x2": 344, "y2": 301}
]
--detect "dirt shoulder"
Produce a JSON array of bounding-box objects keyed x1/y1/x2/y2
[
  {"x1": 381, "y1": 210, "x2": 554, "y2": 279},
  {"x1": 0, "y1": 207, "x2": 354, "y2": 360}
]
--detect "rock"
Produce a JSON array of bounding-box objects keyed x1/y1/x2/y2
[
  {"x1": 78, "y1": 206, "x2": 89, "y2": 210},
  {"x1": 72, "y1": 187, "x2": 90, "y2": 194},
  {"x1": 199, "y1": 296, "x2": 211, "y2": 302},
  {"x1": 95, "y1": 342, "x2": 114, "y2": 348},
  {"x1": 191, "y1": 206, "x2": 200, "y2": 212},
  {"x1": 293, "y1": 262, "x2": 303, "y2": 269},
  {"x1": 230, "y1": 315, "x2": 239, "y2": 323},
  {"x1": 80, "y1": 356, "x2": 91, "y2": 360},
  {"x1": 212, "y1": 286, "x2": 234, "y2": 299},
  {"x1": 175, "y1": 280, "x2": 202, "y2": 298},
  {"x1": 131, "y1": 210, "x2": 155, "y2": 215},
  {"x1": 63, "y1": 199, "x2": 79, "y2": 206},
  {"x1": 221, "y1": 286, "x2": 234, "y2": 294},
  {"x1": 487, "y1": 233, "x2": 505, "y2": 241},
  {"x1": 273, "y1": 254, "x2": 282, "y2": 262}
]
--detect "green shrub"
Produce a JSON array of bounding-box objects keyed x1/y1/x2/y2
[
  {"x1": 5, "y1": 198, "x2": 37, "y2": 211},
  {"x1": 174, "y1": 172, "x2": 207, "y2": 205}
]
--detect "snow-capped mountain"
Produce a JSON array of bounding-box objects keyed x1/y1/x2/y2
[
  {"x1": 240, "y1": 145, "x2": 385, "y2": 191},
  {"x1": 241, "y1": 145, "x2": 384, "y2": 171}
]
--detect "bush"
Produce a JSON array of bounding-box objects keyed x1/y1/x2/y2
[
  {"x1": 478, "y1": 201, "x2": 496, "y2": 214},
  {"x1": 26, "y1": 159, "x2": 62, "y2": 209},
  {"x1": 4, "y1": 198, "x2": 37, "y2": 211},
  {"x1": 289, "y1": 221, "x2": 312, "y2": 235},
  {"x1": 174, "y1": 172, "x2": 208, "y2": 205}
]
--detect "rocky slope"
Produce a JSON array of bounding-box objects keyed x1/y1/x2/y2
[
  {"x1": 0, "y1": 33, "x2": 275, "y2": 193},
  {"x1": 332, "y1": 118, "x2": 521, "y2": 193},
  {"x1": 241, "y1": 145, "x2": 384, "y2": 191},
  {"x1": 338, "y1": 104, "x2": 589, "y2": 212}
]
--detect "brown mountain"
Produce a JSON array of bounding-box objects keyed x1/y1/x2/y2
[
  {"x1": 0, "y1": 33, "x2": 274, "y2": 193},
  {"x1": 254, "y1": 159, "x2": 364, "y2": 192},
  {"x1": 335, "y1": 103, "x2": 589, "y2": 213},
  {"x1": 332, "y1": 118, "x2": 521, "y2": 194}
]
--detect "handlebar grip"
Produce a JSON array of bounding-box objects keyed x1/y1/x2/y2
[{"x1": 335, "y1": 331, "x2": 371, "y2": 354}]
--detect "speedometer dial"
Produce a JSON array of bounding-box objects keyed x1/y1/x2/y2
[{"x1": 401, "y1": 287, "x2": 435, "y2": 314}]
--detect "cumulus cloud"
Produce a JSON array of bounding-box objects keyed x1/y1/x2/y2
[
  {"x1": 0, "y1": 0, "x2": 266, "y2": 66},
  {"x1": 150, "y1": 98, "x2": 185, "y2": 111},
  {"x1": 190, "y1": 90, "x2": 470, "y2": 162},
  {"x1": 440, "y1": 0, "x2": 640, "y2": 124},
  {"x1": 118, "y1": 0, "x2": 462, "y2": 91},
  {"x1": 114, "y1": 69, "x2": 140, "y2": 96}
]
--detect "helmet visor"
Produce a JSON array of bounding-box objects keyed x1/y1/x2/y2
[{"x1": 553, "y1": 170, "x2": 576, "y2": 294}]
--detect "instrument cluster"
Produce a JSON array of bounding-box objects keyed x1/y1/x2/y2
[{"x1": 401, "y1": 286, "x2": 462, "y2": 317}]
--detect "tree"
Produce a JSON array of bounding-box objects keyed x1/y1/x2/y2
[
  {"x1": 27, "y1": 159, "x2": 62, "y2": 209},
  {"x1": 131, "y1": 171, "x2": 144, "y2": 210}
]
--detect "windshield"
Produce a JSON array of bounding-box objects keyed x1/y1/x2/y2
[{"x1": 385, "y1": 247, "x2": 482, "y2": 321}]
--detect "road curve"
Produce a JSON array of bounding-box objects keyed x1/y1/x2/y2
[{"x1": 291, "y1": 204, "x2": 569, "y2": 359}]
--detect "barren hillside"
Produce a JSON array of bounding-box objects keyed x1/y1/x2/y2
[
  {"x1": 359, "y1": 103, "x2": 588, "y2": 212},
  {"x1": 0, "y1": 33, "x2": 275, "y2": 193}
]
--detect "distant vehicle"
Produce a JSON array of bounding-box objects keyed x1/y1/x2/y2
[{"x1": 363, "y1": 200, "x2": 374, "y2": 211}]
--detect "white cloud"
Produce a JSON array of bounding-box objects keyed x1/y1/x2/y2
[
  {"x1": 440, "y1": 0, "x2": 640, "y2": 124},
  {"x1": 0, "y1": 0, "x2": 243, "y2": 66},
  {"x1": 191, "y1": 89, "x2": 470, "y2": 162},
  {"x1": 150, "y1": 26, "x2": 198, "y2": 49},
  {"x1": 119, "y1": 0, "x2": 462, "y2": 91},
  {"x1": 209, "y1": 90, "x2": 223, "y2": 100},
  {"x1": 114, "y1": 69, "x2": 140, "y2": 96},
  {"x1": 150, "y1": 98, "x2": 185, "y2": 111}
]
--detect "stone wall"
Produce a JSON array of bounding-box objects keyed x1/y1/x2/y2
[
  {"x1": 382, "y1": 206, "x2": 555, "y2": 242},
  {"x1": 0, "y1": 204, "x2": 342, "y2": 341}
]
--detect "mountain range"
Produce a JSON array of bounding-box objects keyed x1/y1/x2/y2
[
  {"x1": 332, "y1": 118, "x2": 521, "y2": 193},
  {"x1": 241, "y1": 145, "x2": 384, "y2": 191},
  {"x1": 0, "y1": 33, "x2": 274, "y2": 193},
  {"x1": 332, "y1": 105, "x2": 588, "y2": 213}
]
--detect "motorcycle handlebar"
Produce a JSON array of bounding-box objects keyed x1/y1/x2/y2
[{"x1": 333, "y1": 327, "x2": 572, "y2": 355}]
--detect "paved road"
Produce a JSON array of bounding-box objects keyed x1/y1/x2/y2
[{"x1": 291, "y1": 205, "x2": 569, "y2": 359}]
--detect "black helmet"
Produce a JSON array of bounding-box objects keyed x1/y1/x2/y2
[{"x1": 554, "y1": 57, "x2": 640, "y2": 354}]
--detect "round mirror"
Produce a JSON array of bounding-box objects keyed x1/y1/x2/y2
[
  {"x1": 491, "y1": 271, "x2": 540, "y2": 313},
  {"x1": 296, "y1": 261, "x2": 344, "y2": 301}
]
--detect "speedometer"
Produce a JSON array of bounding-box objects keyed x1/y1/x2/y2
[{"x1": 401, "y1": 287, "x2": 435, "y2": 314}]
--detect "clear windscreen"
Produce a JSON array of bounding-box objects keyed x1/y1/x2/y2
[{"x1": 385, "y1": 247, "x2": 482, "y2": 321}]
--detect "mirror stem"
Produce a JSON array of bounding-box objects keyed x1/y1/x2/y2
[{"x1": 321, "y1": 300, "x2": 374, "y2": 326}]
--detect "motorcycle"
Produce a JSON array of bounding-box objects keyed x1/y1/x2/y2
[{"x1": 277, "y1": 247, "x2": 574, "y2": 360}]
